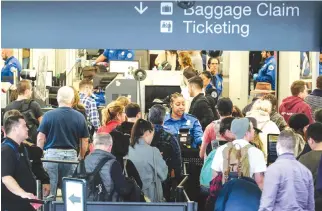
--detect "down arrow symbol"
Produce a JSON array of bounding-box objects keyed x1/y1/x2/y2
[{"x1": 134, "y1": 2, "x2": 148, "y2": 14}]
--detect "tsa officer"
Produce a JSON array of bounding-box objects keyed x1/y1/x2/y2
[
  {"x1": 163, "y1": 92, "x2": 203, "y2": 149},
  {"x1": 207, "y1": 57, "x2": 223, "y2": 96},
  {"x1": 254, "y1": 51, "x2": 276, "y2": 90},
  {"x1": 1, "y1": 49, "x2": 22, "y2": 83}
]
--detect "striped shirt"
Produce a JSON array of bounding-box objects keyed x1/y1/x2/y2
[{"x1": 305, "y1": 89, "x2": 322, "y2": 120}]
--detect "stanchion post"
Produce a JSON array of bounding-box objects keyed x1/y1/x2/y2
[
  {"x1": 36, "y1": 180, "x2": 44, "y2": 211},
  {"x1": 176, "y1": 187, "x2": 183, "y2": 202},
  {"x1": 193, "y1": 201, "x2": 198, "y2": 211},
  {"x1": 187, "y1": 201, "x2": 197, "y2": 211}
]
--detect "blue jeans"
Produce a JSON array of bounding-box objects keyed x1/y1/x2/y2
[{"x1": 43, "y1": 149, "x2": 78, "y2": 199}]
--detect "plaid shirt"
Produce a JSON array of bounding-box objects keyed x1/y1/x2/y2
[
  {"x1": 206, "y1": 173, "x2": 223, "y2": 211},
  {"x1": 79, "y1": 93, "x2": 100, "y2": 129}
]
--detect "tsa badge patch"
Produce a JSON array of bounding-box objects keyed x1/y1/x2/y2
[
  {"x1": 10, "y1": 67, "x2": 18, "y2": 73},
  {"x1": 127, "y1": 52, "x2": 133, "y2": 59},
  {"x1": 268, "y1": 65, "x2": 274, "y2": 71},
  {"x1": 211, "y1": 91, "x2": 218, "y2": 99}
]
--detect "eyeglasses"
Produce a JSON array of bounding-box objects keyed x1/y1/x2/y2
[{"x1": 211, "y1": 63, "x2": 219, "y2": 65}]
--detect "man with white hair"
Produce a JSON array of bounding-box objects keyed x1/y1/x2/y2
[
  {"x1": 37, "y1": 86, "x2": 89, "y2": 199},
  {"x1": 1, "y1": 49, "x2": 22, "y2": 83},
  {"x1": 85, "y1": 133, "x2": 134, "y2": 201},
  {"x1": 259, "y1": 130, "x2": 314, "y2": 211}
]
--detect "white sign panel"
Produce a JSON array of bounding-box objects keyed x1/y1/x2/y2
[{"x1": 63, "y1": 178, "x2": 86, "y2": 211}]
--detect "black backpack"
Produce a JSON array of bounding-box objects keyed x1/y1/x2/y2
[
  {"x1": 151, "y1": 130, "x2": 174, "y2": 166},
  {"x1": 86, "y1": 117, "x2": 95, "y2": 142},
  {"x1": 86, "y1": 157, "x2": 112, "y2": 201},
  {"x1": 18, "y1": 100, "x2": 39, "y2": 144}
]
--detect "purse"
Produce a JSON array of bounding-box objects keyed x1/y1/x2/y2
[{"x1": 123, "y1": 159, "x2": 150, "y2": 202}]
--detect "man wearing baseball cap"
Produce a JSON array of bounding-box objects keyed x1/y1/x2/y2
[{"x1": 211, "y1": 118, "x2": 266, "y2": 189}]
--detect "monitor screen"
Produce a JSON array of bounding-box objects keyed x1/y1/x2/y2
[
  {"x1": 144, "y1": 85, "x2": 181, "y2": 112},
  {"x1": 109, "y1": 60, "x2": 139, "y2": 74},
  {"x1": 267, "y1": 134, "x2": 279, "y2": 166}
]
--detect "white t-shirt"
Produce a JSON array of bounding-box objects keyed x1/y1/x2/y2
[{"x1": 211, "y1": 139, "x2": 267, "y2": 177}]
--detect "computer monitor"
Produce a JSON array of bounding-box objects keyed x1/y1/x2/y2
[
  {"x1": 144, "y1": 85, "x2": 181, "y2": 112},
  {"x1": 109, "y1": 60, "x2": 139, "y2": 74},
  {"x1": 267, "y1": 134, "x2": 279, "y2": 166}
]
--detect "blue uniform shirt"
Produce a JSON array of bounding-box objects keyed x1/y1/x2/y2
[
  {"x1": 163, "y1": 113, "x2": 203, "y2": 149},
  {"x1": 206, "y1": 81, "x2": 216, "y2": 92},
  {"x1": 211, "y1": 74, "x2": 223, "y2": 96},
  {"x1": 103, "y1": 49, "x2": 135, "y2": 61},
  {"x1": 256, "y1": 56, "x2": 276, "y2": 90},
  {"x1": 1, "y1": 56, "x2": 22, "y2": 83}
]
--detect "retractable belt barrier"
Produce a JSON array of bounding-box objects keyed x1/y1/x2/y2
[
  {"x1": 40, "y1": 160, "x2": 198, "y2": 211},
  {"x1": 41, "y1": 159, "x2": 80, "y2": 165},
  {"x1": 48, "y1": 201, "x2": 198, "y2": 211},
  {"x1": 27, "y1": 198, "x2": 46, "y2": 204}
]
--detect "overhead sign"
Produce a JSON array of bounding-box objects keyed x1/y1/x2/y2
[
  {"x1": 63, "y1": 178, "x2": 87, "y2": 211},
  {"x1": 2, "y1": 1, "x2": 322, "y2": 50}
]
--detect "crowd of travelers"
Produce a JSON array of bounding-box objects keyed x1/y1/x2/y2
[{"x1": 2, "y1": 75, "x2": 322, "y2": 211}]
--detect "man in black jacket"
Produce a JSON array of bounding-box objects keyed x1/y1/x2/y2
[
  {"x1": 109, "y1": 103, "x2": 141, "y2": 158},
  {"x1": 2, "y1": 110, "x2": 50, "y2": 197},
  {"x1": 109, "y1": 103, "x2": 143, "y2": 191},
  {"x1": 2, "y1": 111, "x2": 40, "y2": 211},
  {"x1": 112, "y1": 103, "x2": 141, "y2": 136},
  {"x1": 85, "y1": 133, "x2": 136, "y2": 201},
  {"x1": 188, "y1": 76, "x2": 215, "y2": 131}
]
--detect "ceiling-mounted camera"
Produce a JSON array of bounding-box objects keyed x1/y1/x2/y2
[{"x1": 177, "y1": 1, "x2": 196, "y2": 9}]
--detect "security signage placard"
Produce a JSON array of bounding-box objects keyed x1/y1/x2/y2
[
  {"x1": 2, "y1": 1, "x2": 322, "y2": 50},
  {"x1": 62, "y1": 178, "x2": 87, "y2": 211}
]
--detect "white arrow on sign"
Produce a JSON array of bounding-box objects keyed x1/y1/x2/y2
[{"x1": 134, "y1": 2, "x2": 148, "y2": 15}]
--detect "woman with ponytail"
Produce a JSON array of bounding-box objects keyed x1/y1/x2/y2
[
  {"x1": 98, "y1": 101, "x2": 126, "y2": 134},
  {"x1": 128, "y1": 119, "x2": 168, "y2": 202}
]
